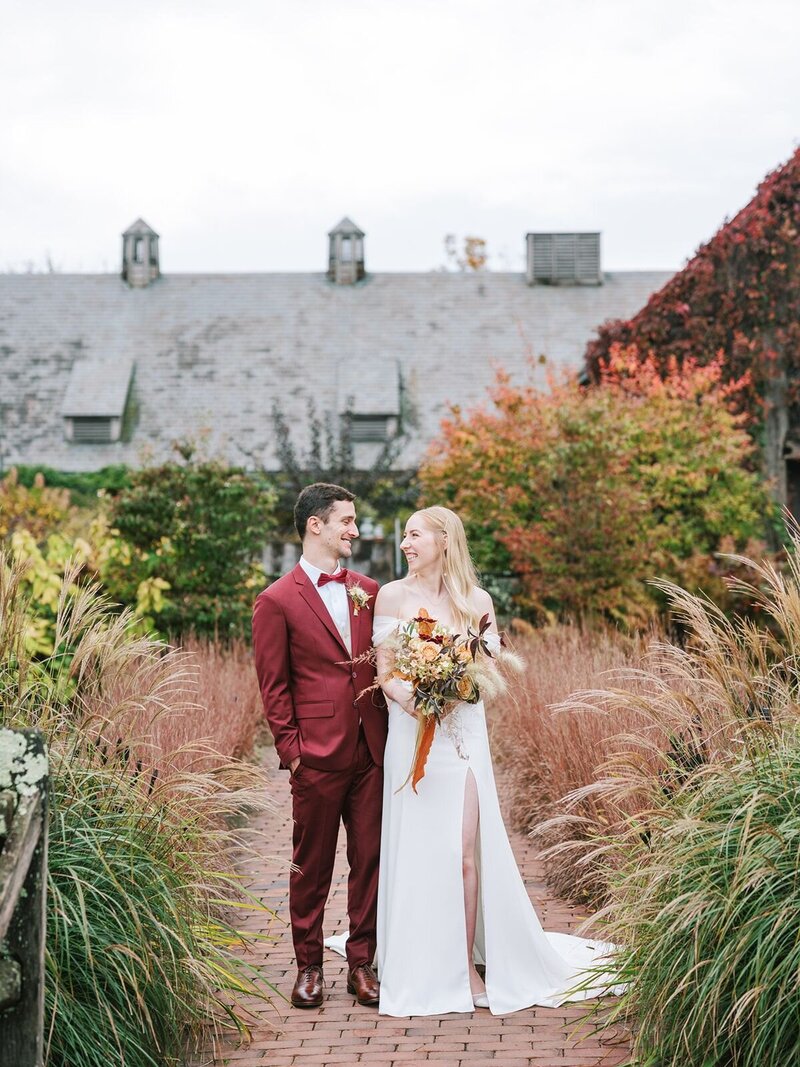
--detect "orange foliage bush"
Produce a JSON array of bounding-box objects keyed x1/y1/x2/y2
[
  {"x1": 0, "y1": 467, "x2": 72, "y2": 541},
  {"x1": 420, "y1": 346, "x2": 775, "y2": 624}
]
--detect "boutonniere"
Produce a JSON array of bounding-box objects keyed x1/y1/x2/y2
[{"x1": 347, "y1": 582, "x2": 372, "y2": 616}]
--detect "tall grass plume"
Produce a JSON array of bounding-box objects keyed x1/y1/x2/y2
[
  {"x1": 548, "y1": 530, "x2": 800, "y2": 1067},
  {"x1": 490, "y1": 622, "x2": 656, "y2": 902},
  {"x1": 0, "y1": 553, "x2": 279, "y2": 1066}
]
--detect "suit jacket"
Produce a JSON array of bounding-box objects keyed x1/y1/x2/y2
[{"x1": 252, "y1": 564, "x2": 387, "y2": 771}]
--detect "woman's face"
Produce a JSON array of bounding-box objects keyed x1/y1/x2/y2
[{"x1": 400, "y1": 513, "x2": 444, "y2": 574}]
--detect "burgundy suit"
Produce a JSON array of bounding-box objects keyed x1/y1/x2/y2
[{"x1": 252, "y1": 564, "x2": 387, "y2": 970}]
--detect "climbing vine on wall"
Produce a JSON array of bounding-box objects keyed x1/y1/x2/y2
[{"x1": 585, "y1": 148, "x2": 800, "y2": 427}]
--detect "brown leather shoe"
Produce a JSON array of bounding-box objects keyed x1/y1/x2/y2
[
  {"x1": 291, "y1": 965, "x2": 324, "y2": 1008},
  {"x1": 347, "y1": 962, "x2": 380, "y2": 1006}
]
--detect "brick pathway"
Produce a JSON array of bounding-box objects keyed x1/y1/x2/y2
[{"x1": 194, "y1": 748, "x2": 631, "y2": 1067}]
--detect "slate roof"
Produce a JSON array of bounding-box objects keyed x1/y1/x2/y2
[{"x1": 0, "y1": 269, "x2": 672, "y2": 472}]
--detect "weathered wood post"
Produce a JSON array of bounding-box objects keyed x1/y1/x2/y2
[{"x1": 0, "y1": 729, "x2": 49, "y2": 1067}]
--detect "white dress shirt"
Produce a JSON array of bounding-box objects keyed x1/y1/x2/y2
[{"x1": 299, "y1": 556, "x2": 352, "y2": 654}]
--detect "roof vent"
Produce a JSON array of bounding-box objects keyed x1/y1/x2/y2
[
  {"x1": 70, "y1": 417, "x2": 117, "y2": 444},
  {"x1": 526, "y1": 232, "x2": 601, "y2": 286}
]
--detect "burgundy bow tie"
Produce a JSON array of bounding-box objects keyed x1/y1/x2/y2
[{"x1": 317, "y1": 569, "x2": 348, "y2": 587}]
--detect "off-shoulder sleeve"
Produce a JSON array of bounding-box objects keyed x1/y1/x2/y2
[
  {"x1": 484, "y1": 631, "x2": 502, "y2": 654},
  {"x1": 373, "y1": 614, "x2": 402, "y2": 647}
]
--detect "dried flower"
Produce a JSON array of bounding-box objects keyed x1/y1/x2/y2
[
  {"x1": 386, "y1": 610, "x2": 502, "y2": 792},
  {"x1": 346, "y1": 582, "x2": 372, "y2": 616}
]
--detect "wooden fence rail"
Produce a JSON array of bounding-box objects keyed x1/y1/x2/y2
[{"x1": 0, "y1": 729, "x2": 49, "y2": 1067}]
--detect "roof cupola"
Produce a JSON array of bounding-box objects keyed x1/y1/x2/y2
[
  {"x1": 122, "y1": 218, "x2": 160, "y2": 288},
  {"x1": 327, "y1": 217, "x2": 365, "y2": 285}
]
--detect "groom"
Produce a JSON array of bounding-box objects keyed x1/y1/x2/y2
[{"x1": 252, "y1": 483, "x2": 387, "y2": 1008}]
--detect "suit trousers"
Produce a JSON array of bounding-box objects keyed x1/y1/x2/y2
[{"x1": 288, "y1": 726, "x2": 383, "y2": 970}]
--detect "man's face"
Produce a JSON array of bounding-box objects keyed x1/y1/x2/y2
[{"x1": 315, "y1": 499, "x2": 359, "y2": 558}]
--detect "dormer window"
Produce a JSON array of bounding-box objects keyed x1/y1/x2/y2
[
  {"x1": 338, "y1": 362, "x2": 402, "y2": 447},
  {"x1": 328, "y1": 217, "x2": 365, "y2": 284},
  {"x1": 62, "y1": 359, "x2": 134, "y2": 445}
]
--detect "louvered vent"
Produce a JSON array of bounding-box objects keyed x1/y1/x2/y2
[
  {"x1": 348, "y1": 415, "x2": 392, "y2": 443},
  {"x1": 70, "y1": 417, "x2": 114, "y2": 444},
  {"x1": 526, "y1": 232, "x2": 601, "y2": 286}
]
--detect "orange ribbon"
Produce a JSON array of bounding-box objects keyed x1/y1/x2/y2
[{"x1": 410, "y1": 715, "x2": 437, "y2": 794}]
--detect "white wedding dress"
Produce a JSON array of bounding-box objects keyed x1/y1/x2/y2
[{"x1": 325, "y1": 615, "x2": 625, "y2": 1017}]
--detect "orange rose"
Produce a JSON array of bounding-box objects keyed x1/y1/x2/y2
[
  {"x1": 421, "y1": 643, "x2": 439, "y2": 662},
  {"x1": 457, "y1": 675, "x2": 477, "y2": 700}
]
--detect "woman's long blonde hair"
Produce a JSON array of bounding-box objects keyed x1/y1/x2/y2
[{"x1": 413, "y1": 506, "x2": 482, "y2": 632}]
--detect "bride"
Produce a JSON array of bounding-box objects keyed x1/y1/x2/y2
[{"x1": 329, "y1": 505, "x2": 624, "y2": 1016}]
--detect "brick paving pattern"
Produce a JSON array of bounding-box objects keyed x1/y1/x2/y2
[{"x1": 194, "y1": 748, "x2": 631, "y2": 1067}]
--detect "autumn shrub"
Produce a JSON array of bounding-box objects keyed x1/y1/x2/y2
[
  {"x1": 0, "y1": 467, "x2": 72, "y2": 541},
  {"x1": 4, "y1": 447, "x2": 280, "y2": 645},
  {"x1": 109, "y1": 444, "x2": 277, "y2": 639},
  {"x1": 0, "y1": 555, "x2": 278, "y2": 1066},
  {"x1": 1, "y1": 459, "x2": 175, "y2": 652},
  {"x1": 420, "y1": 347, "x2": 776, "y2": 624},
  {"x1": 555, "y1": 538, "x2": 800, "y2": 1066},
  {"x1": 7, "y1": 517, "x2": 170, "y2": 655}
]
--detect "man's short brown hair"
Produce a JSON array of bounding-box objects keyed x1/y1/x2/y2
[{"x1": 294, "y1": 483, "x2": 356, "y2": 540}]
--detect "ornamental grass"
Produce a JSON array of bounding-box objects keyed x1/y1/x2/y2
[
  {"x1": 490, "y1": 622, "x2": 657, "y2": 903},
  {"x1": 96, "y1": 634, "x2": 265, "y2": 777},
  {"x1": 548, "y1": 530, "x2": 800, "y2": 1066},
  {"x1": 593, "y1": 737, "x2": 800, "y2": 1067},
  {"x1": 0, "y1": 554, "x2": 278, "y2": 1067}
]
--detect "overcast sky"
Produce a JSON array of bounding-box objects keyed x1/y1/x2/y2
[{"x1": 2, "y1": 0, "x2": 799, "y2": 275}]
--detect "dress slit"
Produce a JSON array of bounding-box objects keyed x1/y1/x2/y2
[
  {"x1": 461, "y1": 765, "x2": 486, "y2": 976},
  {"x1": 472, "y1": 775, "x2": 488, "y2": 970}
]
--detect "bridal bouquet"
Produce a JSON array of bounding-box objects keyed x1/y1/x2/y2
[{"x1": 387, "y1": 608, "x2": 509, "y2": 792}]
